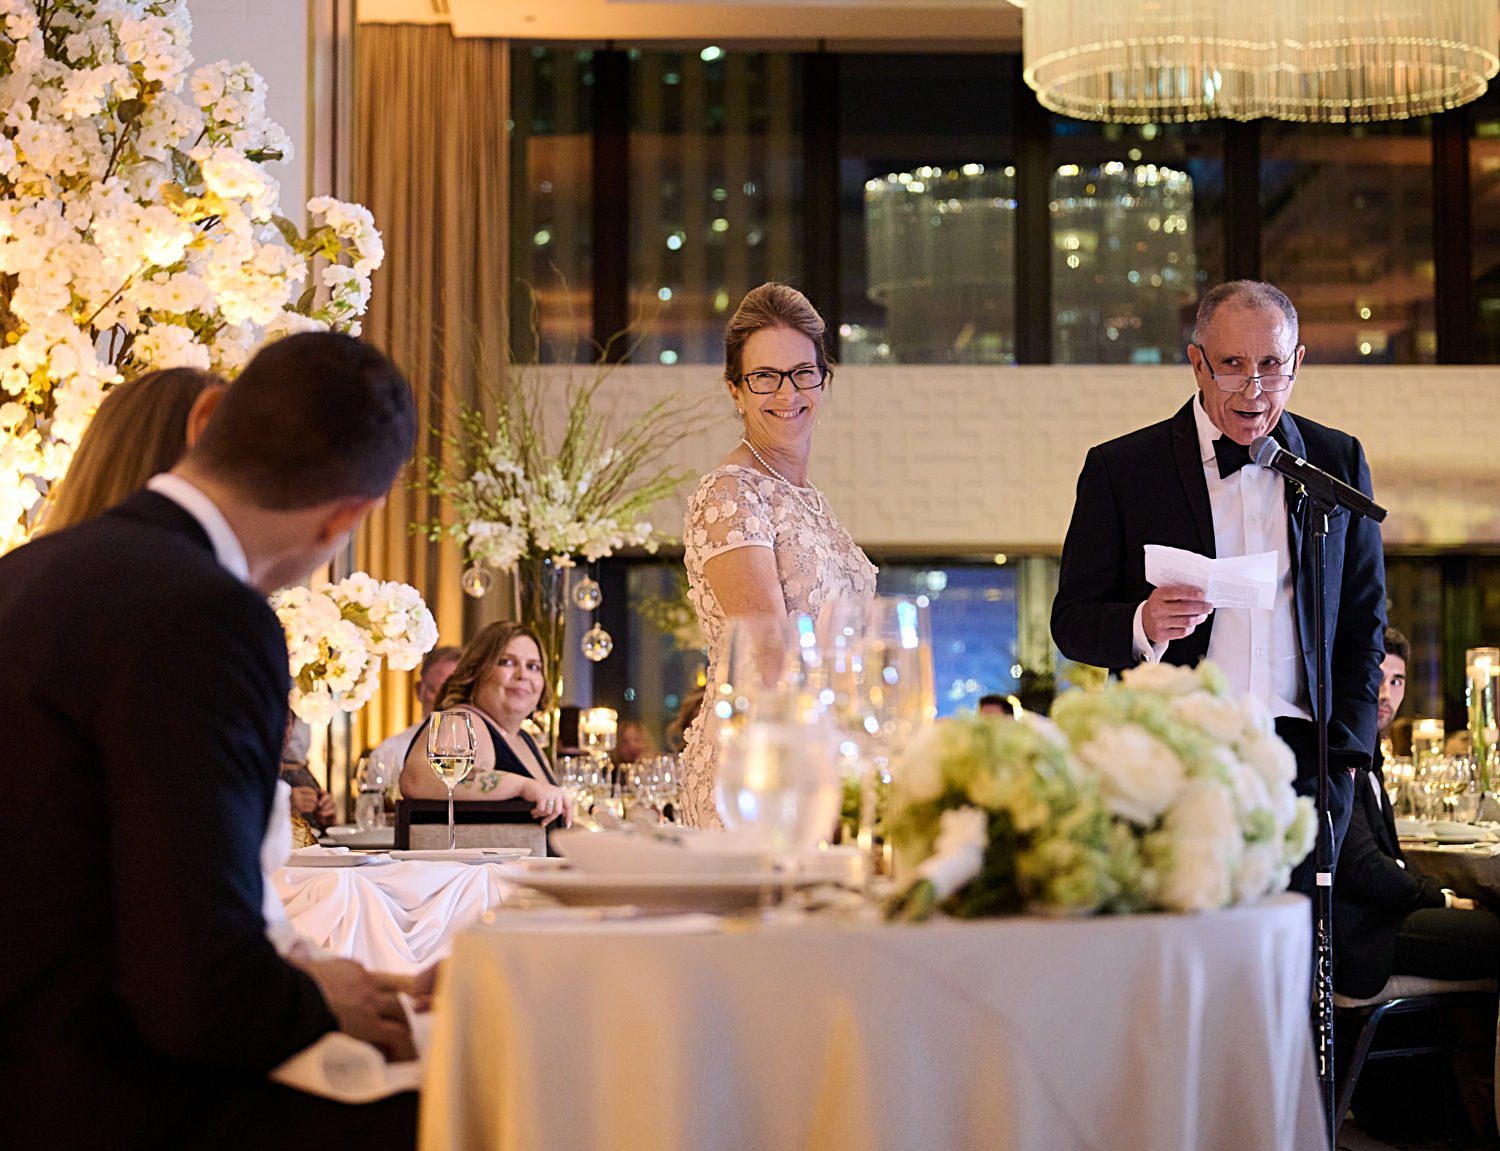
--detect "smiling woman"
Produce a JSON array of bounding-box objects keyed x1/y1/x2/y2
[{"x1": 676, "y1": 283, "x2": 879, "y2": 828}]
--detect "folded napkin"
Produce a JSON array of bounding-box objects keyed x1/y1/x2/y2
[
  {"x1": 271, "y1": 1033, "x2": 421, "y2": 1104},
  {"x1": 552, "y1": 827, "x2": 770, "y2": 877}
]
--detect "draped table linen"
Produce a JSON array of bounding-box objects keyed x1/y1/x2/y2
[
  {"x1": 275, "y1": 859, "x2": 509, "y2": 975},
  {"x1": 420, "y1": 894, "x2": 1322, "y2": 1151}
]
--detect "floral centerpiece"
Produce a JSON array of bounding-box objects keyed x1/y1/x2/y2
[
  {"x1": 272, "y1": 574, "x2": 438, "y2": 726},
  {"x1": 423, "y1": 349, "x2": 706, "y2": 733},
  {"x1": 889, "y1": 661, "x2": 1316, "y2": 919},
  {"x1": 0, "y1": 0, "x2": 382, "y2": 554}
]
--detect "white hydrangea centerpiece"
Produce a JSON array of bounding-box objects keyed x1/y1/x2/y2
[
  {"x1": 0, "y1": 0, "x2": 384, "y2": 554},
  {"x1": 889, "y1": 661, "x2": 1316, "y2": 919},
  {"x1": 272, "y1": 575, "x2": 438, "y2": 726}
]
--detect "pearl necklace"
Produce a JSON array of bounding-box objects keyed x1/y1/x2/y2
[{"x1": 740, "y1": 437, "x2": 824, "y2": 517}]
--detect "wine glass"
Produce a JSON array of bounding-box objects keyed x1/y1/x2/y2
[
  {"x1": 713, "y1": 613, "x2": 820, "y2": 737},
  {"x1": 428, "y1": 709, "x2": 476, "y2": 850}
]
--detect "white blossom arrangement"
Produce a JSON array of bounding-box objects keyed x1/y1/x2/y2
[
  {"x1": 889, "y1": 661, "x2": 1316, "y2": 919},
  {"x1": 272, "y1": 575, "x2": 438, "y2": 726},
  {"x1": 424, "y1": 356, "x2": 704, "y2": 574},
  {"x1": 0, "y1": 0, "x2": 384, "y2": 554}
]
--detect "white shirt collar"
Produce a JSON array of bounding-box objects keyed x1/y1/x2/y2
[
  {"x1": 145, "y1": 473, "x2": 251, "y2": 584},
  {"x1": 1191, "y1": 392, "x2": 1224, "y2": 465}
]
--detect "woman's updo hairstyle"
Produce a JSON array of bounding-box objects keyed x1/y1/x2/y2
[{"x1": 723, "y1": 282, "x2": 830, "y2": 384}]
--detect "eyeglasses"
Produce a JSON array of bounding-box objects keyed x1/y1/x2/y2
[
  {"x1": 1192, "y1": 344, "x2": 1296, "y2": 394},
  {"x1": 732, "y1": 366, "x2": 829, "y2": 394}
]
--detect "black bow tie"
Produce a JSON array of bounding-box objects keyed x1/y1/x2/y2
[{"x1": 1213, "y1": 436, "x2": 1252, "y2": 478}]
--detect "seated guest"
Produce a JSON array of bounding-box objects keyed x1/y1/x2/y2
[
  {"x1": 36, "y1": 366, "x2": 223, "y2": 533},
  {"x1": 977, "y1": 694, "x2": 1009, "y2": 716},
  {"x1": 366, "y1": 644, "x2": 461, "y2": 777},
  {"x1": 614, "y1": 717, "x2": 656, "y2": 767},
  {"x1": 400, "y1": 621, "x2": 574, "y2": 826},
  {"x1": 1333, "y1": 627, "x2": 1500, "y2": 998},
  {"x1": 280, "y1": 714, "x2": 336, "y2": 832},
  {"x1": 0, "y1": 332, "x2": 422, "y2": 1149}
]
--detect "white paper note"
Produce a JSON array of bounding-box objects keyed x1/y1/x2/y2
[{"x1": 1143, "y1": 544, "x2": 1278, "y2": 611}]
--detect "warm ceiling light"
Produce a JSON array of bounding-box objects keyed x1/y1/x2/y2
[{"x1": 1022, "y1": 0, "x2": 1500, "y2": 123}]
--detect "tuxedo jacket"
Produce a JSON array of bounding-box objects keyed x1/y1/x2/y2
[
  {"x1": 1050, "y1": 399, "x2": 1386, "y2": 831},
  {"x1": 1333, "y1": 765, "x2": 1446, "y2": 998},
  {"x1": 0, "y1": 491, "x2": 336, "y2": 1149}
]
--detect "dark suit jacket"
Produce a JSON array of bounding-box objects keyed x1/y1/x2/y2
[
  {"x1": 1050, "y1": 399, "x2": 1387, "y2": 852},
  {"x1": 1333, "y1": 765, "x2": 1446, "y2": 998},
  {"x1": 0, "y1": 491, "x2": 336, "y2": 1149}
]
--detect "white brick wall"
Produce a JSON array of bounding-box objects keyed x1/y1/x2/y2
[{"x1": 530, "y1": 363, "x2": 1500, "y2": 550}]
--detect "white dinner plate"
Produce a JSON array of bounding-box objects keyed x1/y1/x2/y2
[
  {"x1": 387, "y1": 848, "x2": 532, "y2": 863},
  {"x1": 283, "y1": 852, "x2": 390, "y2": 868},
  {"x1": 498, "y1": 868, "x2": 784, "y2": 913}
]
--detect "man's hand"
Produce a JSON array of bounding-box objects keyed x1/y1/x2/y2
[
  {"x1": 293, "y1": 956, "x2": 417, "y2": 1061},
  {"x1": 290, "y1": 785, "x2": 337, "y2": 825},
  {"x1": 1141, "y1": 585, "x2": 1213, "y2": 645}
]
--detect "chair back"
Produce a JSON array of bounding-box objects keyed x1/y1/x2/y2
[{"x1": 394, "y1": 798, "x2": 549, "y2": 856}]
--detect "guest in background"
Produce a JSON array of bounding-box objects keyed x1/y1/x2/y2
[
  {"x1": 36, "y1": 367, "x2": 223, "y2": 534},
  {"x1": 977, "y1": 694, "x2": 1009, "y2": 716},
  {"x1": 366, "y1": 644, "x2": 461, "y2": 776},
  {"x1": 665, "y1": 687, "x2": 705, "y2": 753},
  {"x1": 1051, "y1": 280, "x2": 1386, "y2": 891},
  {"x1": 614, "y1": 717, "x2": 656, "y2": 767},
  {"x1": 1334, "y1": 625, "x2": 1500, "y2": 999},
  {"x1": 680, "y1": 282, "x2": 878, "y2": 828},
  {"x1": 0, "y1": 332, "x2": 421, "y2": 1149},
  {"x1": 280, "y1": 714, "x2": 336, "y2": 832},
  {"x1": 399, "y1": 621, "x2": 573, "y2": 826}
]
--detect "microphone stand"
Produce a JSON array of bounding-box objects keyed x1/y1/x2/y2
[{"x1": 1305, "y1": 485, "x2": 1338, "y2": 1149}]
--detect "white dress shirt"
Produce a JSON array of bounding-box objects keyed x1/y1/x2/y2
[
  {"x1": 146, "y1": 472, "x2": 250, "y2": 584},
  {"x1": 1132, "y1": 398, "x2": 1311, "y2": 721}
]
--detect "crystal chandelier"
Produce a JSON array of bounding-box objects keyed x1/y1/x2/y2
[{"x1": 1020, "y1": 0, "x2": 1500, "y2": 123}]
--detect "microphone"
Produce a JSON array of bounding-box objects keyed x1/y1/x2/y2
[{"x1": 1249, "y1": 436, "x2": 1387, "y2": 523}]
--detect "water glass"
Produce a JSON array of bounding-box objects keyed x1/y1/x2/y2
[{"x1": 715, "y1": 719, "x2": 841, "y2": 853}]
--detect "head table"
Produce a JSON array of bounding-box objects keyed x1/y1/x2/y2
[{"x1": 419, "y1": 894, "x2": 1323, "y2": 1151}]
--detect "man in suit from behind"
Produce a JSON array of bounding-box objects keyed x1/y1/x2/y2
[
  {"x1": 1334, "y1": 626, "x2": 1500, "y2": 999},
  {"x1": 0, "y1": 332, "x2": 420, "y2": 1150},
  {"x1": 1051, "y1": 280, "x2": 1387, "y2": 891}
]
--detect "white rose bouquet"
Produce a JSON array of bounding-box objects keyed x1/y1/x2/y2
[
  {"x1": 272, "y1": 575, "x2": 437, "y2": 726},
  {"x1": 0, "y1": 0, "x2": 383, "y2": 554},
  {"x1": 888, "y1": 661, "x2": 1315, "y2": 919},
  {"x1": 887, "y1": 713, "x2": 1144, "y2": 920},
  {"x1": 1049, "y1": 661, "x2": 1315, "y2": 911}
]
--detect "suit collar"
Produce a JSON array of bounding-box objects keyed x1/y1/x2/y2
[
  {"x1": 1171, "y1": 398, "x2": 1215, "y2": 558},
  {"x1": 109, "y1": 489, "x2": 217, "y2": 556}
]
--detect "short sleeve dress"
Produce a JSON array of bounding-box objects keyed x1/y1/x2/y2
[{"x1": 679, "y1": 464, "x2": 877, "y2": 828}]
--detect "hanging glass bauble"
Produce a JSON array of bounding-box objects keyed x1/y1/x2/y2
[
  {"x1": 573, "y1": 576, "x2": 603, "y2": 611},
  {"x1": 460, "y1": 564, "x2": 493, "y2": 598},
  {"x1": 580, "y1": 623, "x2": 614, "y2": 662}
]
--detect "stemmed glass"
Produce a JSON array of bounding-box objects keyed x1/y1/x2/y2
[
  {"x1": 814, "y1": 593, "x2": 936, "y2": 876},
  {"x1": 427, "y1": 709, "x2": 476, "y2": 850}
]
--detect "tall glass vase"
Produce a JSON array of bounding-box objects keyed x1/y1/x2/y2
[
  {"x1": 1467, "y1": 647, "x2": 1500, "y2": 794},
  {"x1": 514, "y1": 555, "x2": 572, "y2": 760}
]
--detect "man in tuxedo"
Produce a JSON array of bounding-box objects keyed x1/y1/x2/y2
[
  {"x1": 1051, "y1": 280, "x2": 1387, "y2": 891},
  {"x1": 1334, "y1": 627, "x2": 1499, "y2": 998},
  {"x1": 0, "y1": 333, "x2": 420, "y2": 1150}
]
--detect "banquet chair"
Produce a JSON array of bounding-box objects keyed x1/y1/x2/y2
[
  {"x1": 1332, "y1": 975, "x2": 1498, "y2": 1140},
  {"x1": 394, "y1": 798, "x2": 550, "y2": 855}
]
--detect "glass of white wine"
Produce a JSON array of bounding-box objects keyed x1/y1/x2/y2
[{"x1": 428, "y1": 709, "x2": 476, "y2": 850}]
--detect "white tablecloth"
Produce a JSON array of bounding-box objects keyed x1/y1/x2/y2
[
  {"x1": 420, "y1": 894, "x2": 1324, "y2": 1151},
  {"x1": 274, "y1": 860, "x2": 509, "y2": 975}
]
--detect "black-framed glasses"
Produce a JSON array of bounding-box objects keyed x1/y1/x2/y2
[
  {"x1": 1192, "y1": 344, "x2": 1296, "y2": 394},
  {"x1": 732, "y1": 366, "x2": 829, "y2": 394}
]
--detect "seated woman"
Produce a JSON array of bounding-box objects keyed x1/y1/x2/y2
[{"x1": 399, "y1": 621, "x2": 573, "y2": 827}]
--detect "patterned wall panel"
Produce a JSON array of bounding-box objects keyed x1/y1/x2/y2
[{"x1": 534, "y1": 364, "x2": 1500, "y2": 550}]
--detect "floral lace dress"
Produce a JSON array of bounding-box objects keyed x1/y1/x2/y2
[{"x1": 679, "y1": 464, "x2": 877, "y2": 828}]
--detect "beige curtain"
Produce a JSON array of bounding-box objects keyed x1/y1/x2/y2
[{"x1": 353, "y1": 24, "x2": 509, "y2": 751}]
